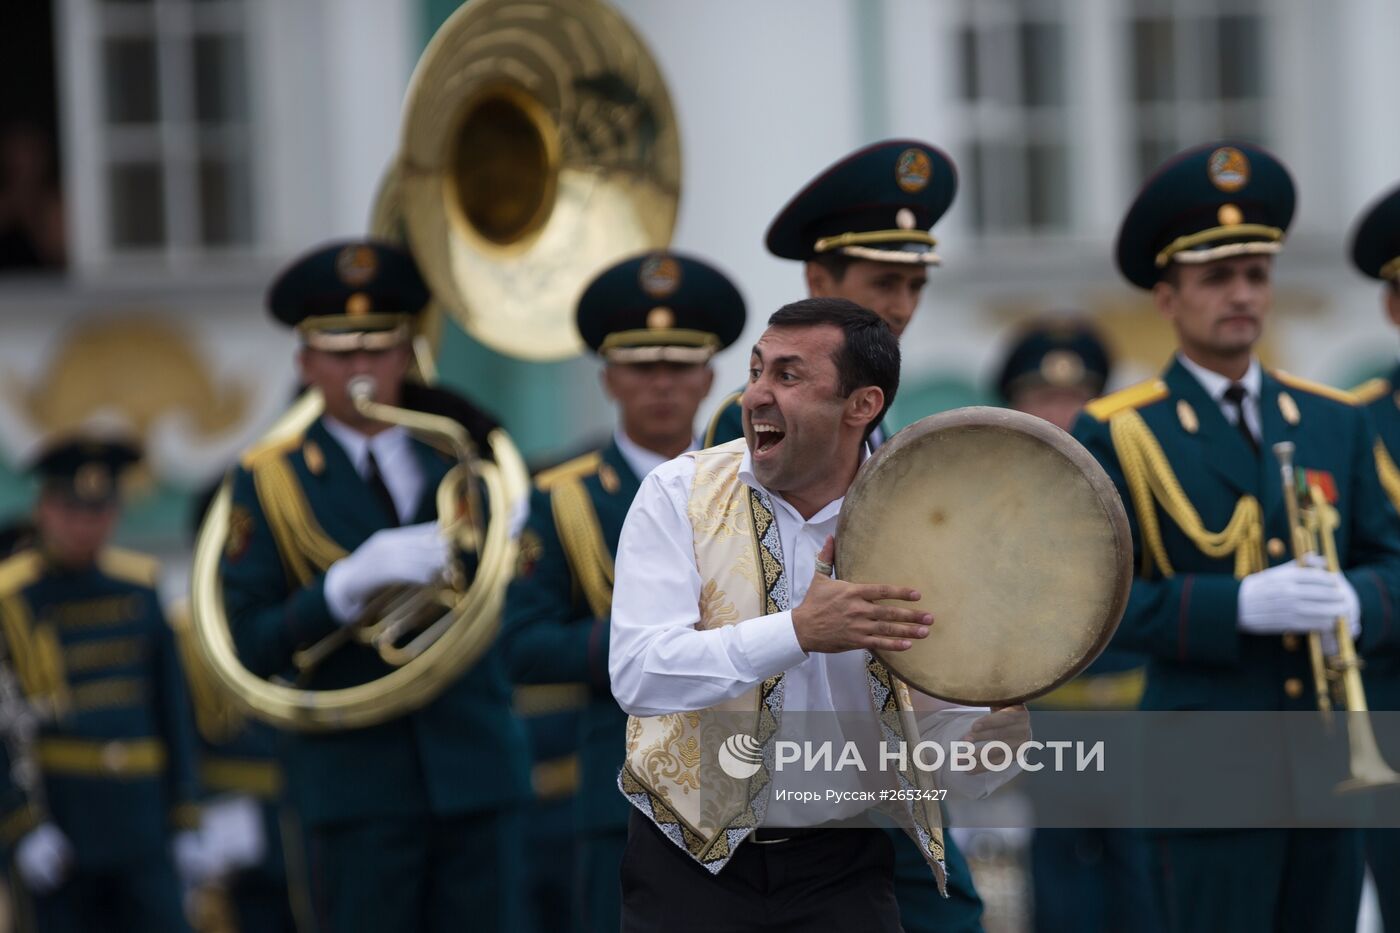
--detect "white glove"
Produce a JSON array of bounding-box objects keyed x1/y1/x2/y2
[
  {"x1": 1238, "y1": 558, "x2": 1361, "y2": 647},
  {"x1": 200, "y1": 795, "x2": 265, "y2": 872},
  {"x1": 1322, "y1": 570, "x2": 1361, "y2": 656},
  {"x1": 15, "y1": 822, "x2": 72, "y2": 894},
  {"x1": 323, "y1": 521, "x2": 450, "y2": 624},
  {"x1": 173, "y1": 828, "x2": 222, "y2": 888}
]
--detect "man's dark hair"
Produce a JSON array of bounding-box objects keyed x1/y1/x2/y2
[
  {"x1": 808, "y1": 253, "x2": 856, "y2": 282},
  {"x1": 766, "y1": 297, "x2": 899, "y2": 438}
]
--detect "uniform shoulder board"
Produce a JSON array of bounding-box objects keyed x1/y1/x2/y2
[
  {"x1": 1083, "y1": 379, "x2": 1169, "y2": 423},
  {"x1": 1273, "y1": 371, "x2": 1357, "y2": 406},
  {"x1": 534, "y1": 451, "x2": 602, "y2": 492},
  {"x1": 97, "y1": 547, "x2": 161, "y2": 588},
  {"x1": 1350, "y1": 376, "x2": 1391, "y2": 405},
  {"x1": 239, "y1": 431, "x2": 304, "y2": 470},
  {"x1": 0, "y1": 550, "x2": 44, "y2": 598}
]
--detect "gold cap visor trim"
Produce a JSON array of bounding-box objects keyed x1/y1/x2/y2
[
  {"x1": 297, "y1": 321, "x2": 413, "y2": 352},
  {"x1": 1379, "y1": 255, "x2": 1400, "y2": 282},
  {"x1": 603, "y1": 345, "x2": 716, "y2": 365},
  {"x1": 1154, "y1": 224, "x2": 1284, "y2": 268},
  {"x1": 838, "y1": 244, "x2": 941, "y2": 265},
  {"x1": 815, "y1": 229, "x2": 941, "y2": 265}
]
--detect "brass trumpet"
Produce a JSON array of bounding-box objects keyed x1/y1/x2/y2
[{"x1": 1274, "y1": 441, "x2": 1400, "y2": 792}]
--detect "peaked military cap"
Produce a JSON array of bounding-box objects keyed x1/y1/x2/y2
[
  {"x1": 1350, "y1": 182, "x2": 1400, "y2": 281},
  {"x1": 995, "y1": 319, "x2": 1111, "y2": 403},
  {"x1": 1116, "y1": 142, "x2": 1295, "y2": 290},
  {"x1": 576, "y1": 250, "x2": 746, "y2": 364},
  {"x1": 267, "y1": 239, "x2": 430, "y2": 351},
  {"x1": 765, "y1": 139, "x2": 957, "y2": 265},
  {"x1": 30, "y1": 436, "x2": 141, "y2": 505}
]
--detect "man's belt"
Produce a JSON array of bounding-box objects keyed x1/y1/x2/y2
[{"x1": 36, "y1": 737, "x2": 167, "y2": 778}]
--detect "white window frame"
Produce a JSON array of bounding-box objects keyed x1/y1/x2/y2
[{"x1": 56, "y1": 0, "x2": 266, "y2": 276}]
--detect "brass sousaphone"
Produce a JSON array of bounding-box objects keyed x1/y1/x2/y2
[
  {"x1": 188, "y1": 0, "x2": 679, "y2": 731},
  {"x1": 836, "y1": 408, "x2": 1133, "y2": 706}
]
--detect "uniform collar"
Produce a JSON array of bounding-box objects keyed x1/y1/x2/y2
[
  {"x1": 1175, "y1": 352, "x2": 1262, "y2": 404},
  {"x1": 321, "y1": 415, "x2": 411, "y2": 477},
  {"x1": 613, "y1": 429, "x2": 696, "y2": 483}
]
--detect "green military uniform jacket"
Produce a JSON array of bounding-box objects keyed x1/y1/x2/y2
[
  {"x1": 171, "y1": 602, "x2": 295, "y2": 890},
  {"x1": 503, "y1": 441, "x2": 636, "y2": 835},
  {"x1": 1354, "y1": 364, "x2": 1400, "y2": 711},
  {"x1": 220, "y1": 415, "x2": 530, "y2": 828},
  {"x1": 1072, "y1": 358, "x2": 1400, "y2": 712},
  {"x1": 0, "y1": 548, "x2": 200, "y2": 867}
]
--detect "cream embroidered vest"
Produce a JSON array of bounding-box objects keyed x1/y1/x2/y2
[{"x1": 617, "y1": 440, "x2": 947, "y2": 890}]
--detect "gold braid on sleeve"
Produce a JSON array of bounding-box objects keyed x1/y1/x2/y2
[{"x1": 1109, "y1": 409, "x2": 1264, "y2": 580}]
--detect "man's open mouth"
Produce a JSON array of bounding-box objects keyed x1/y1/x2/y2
[{"x1": 753, "y1": 422, "x2": 786, "y2": 454}]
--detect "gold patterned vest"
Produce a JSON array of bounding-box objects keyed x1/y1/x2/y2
[{"x1": 617, "y1": 440, "x2": 947, "y2": 889}]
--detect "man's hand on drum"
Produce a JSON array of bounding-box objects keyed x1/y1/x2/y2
[
  {"x1": 792, "y1": 536, "x2": 933, "y2": 654},
  {"x1": 960, "y1": 705, "x2": 1032, "y2": 775}
]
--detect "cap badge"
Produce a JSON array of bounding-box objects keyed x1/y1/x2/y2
[
  {"x1": 336, "y1": 245, "x2": 379, "y2": 286},
  {"x1": 895, "y1": 148, "x2": 932, "y2": 193},
  {"x1": 1218, "y1": 203, "x2": 1244, "y2": 227},
  {"x1": 1040, "y1": 350, "x2": 1085, "y2": 387},
  {"x1": 639, "y1": 254, "x2": 681, "y2": 299},
  {"x1": 896, "y1": 208, "x2": 916, "y2": 230},
  {"x1": 346, "y1": 292, "x2": 372, "y2": 317},
  {"x1": 1207, "y1": 147, "x2": 1250, "y2": 193},
  {"x1": 75, "y1": 463, "x2": 111, "y2": 500},
  {"x1": 646, "y1": 307, "x2": 675, "y2": 330}
]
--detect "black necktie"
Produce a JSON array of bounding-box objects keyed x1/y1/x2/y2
[
  {"x1": 1223, "y1": 382, "x2": 1257, "y2": 454},
  {"x1": 365, "y1": 450, "x2": 400, "y2": 526}
]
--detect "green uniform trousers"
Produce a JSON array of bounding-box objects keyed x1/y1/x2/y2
[
  {"x1": 1151, "y1": 829, "x2": 1362, "y2": 933},
  {"x1": 305, "y1": 808, "x2": 523, "y2": 933},
  {"x1": 15, "y1": 856, "x2": 188, "y2": 933},
  {"x1": 1367, "y1": 828, "x2": 1400, "y2": 932}
]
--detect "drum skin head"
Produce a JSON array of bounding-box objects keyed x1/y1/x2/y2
[{"x1": 835, "y1": 407, "x2": 1132, "y2": 706}]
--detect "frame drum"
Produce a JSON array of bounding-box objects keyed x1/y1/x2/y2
[{"x1": 836, "y1": 407, "x2": 1132, "y2": 706}]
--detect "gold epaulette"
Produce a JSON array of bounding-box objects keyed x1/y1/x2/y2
[
  {"x1": 97, "y1": 547, "x2": 160, "y2": 588},
  {"x1": 1273, "y1": 370, "x2": 1356, "y2": 406},
  {"x1": 1351, "y1": 377, "x2": 1391, "y2": 405},
  {"x1": 1083, "y1": 379, "x2": 1169, "y2": 423},
  {"x1": 702, "y1": 389, "x2": 744, "y2": 447},
  {"x1": 239, "y1": 431, "x2": 304, "y2": 470},
  {"x1": 535, "y1": 451, "x2": 601, "y2": 492},
  {"x1": 0, "y1": 550, "x2": 44, "y2": 598}
]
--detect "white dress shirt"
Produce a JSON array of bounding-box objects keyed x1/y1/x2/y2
[
  {"x1": 609, "y1": 445, "x2": 872, "y2": 719},
  {"x1": 1177, "y1": 353, "x2": 1262, "y2": 440},
  {"x1": 322, "y1": 417, "x2": 424, "y2": 523},
  {"x1": 609, "y1": 444, "x2": 1009, "y2": 821}
]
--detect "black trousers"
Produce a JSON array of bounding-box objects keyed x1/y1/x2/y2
[{"x1": 620, "y1": 810, "x2": 903, "y2": 933}]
